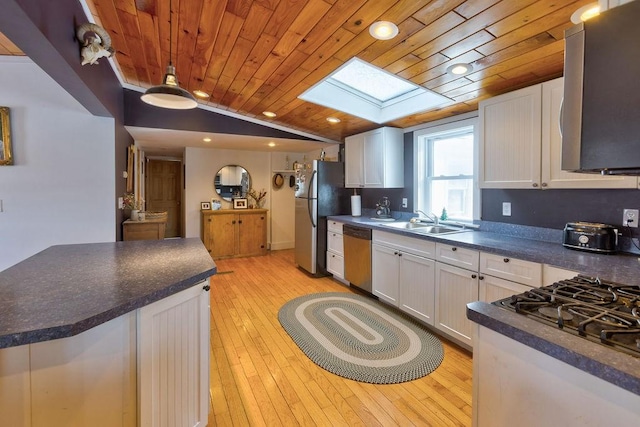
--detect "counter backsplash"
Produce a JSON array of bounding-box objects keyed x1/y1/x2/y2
[{"x1": 357, "y1": 209, "x2": 640, "y2": 256}]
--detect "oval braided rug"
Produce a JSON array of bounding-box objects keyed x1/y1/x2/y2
[{"x1": 278, "y1": 292, "x2": 444, "y2": 384}]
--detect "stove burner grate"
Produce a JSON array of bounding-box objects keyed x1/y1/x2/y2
[{"x1": 494, "y1": 275, "x2": 640, "y2": 357}]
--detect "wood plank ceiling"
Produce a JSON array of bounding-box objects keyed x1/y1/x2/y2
[{"x1": 5, "y1": 0, "x2": 595, "y2": 141}]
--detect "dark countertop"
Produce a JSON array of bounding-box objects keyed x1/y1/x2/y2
[
  {"x1": 467, "y1": 301, "x2": 640, "y2": 396},
  {"x1": 328, "y1": 215, "x2": 640, "y2": 286},
  {"x1": 0, "y1": 238, "x2": 217, "y2": 349}
]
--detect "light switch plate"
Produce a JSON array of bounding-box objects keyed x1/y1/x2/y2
[
  {"x1": 502, "y1": 202, "x2": 511, "y2": 216},
  {"x1": 402, "y1": 198, "x2": 407, "y2": 208}
]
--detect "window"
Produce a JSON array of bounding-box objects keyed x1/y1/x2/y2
[{"x1": 414, "y1": 119, "x2": 478, "y2": 222}]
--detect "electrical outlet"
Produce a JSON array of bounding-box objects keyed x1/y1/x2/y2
[
  {"x1": 118, "y1": 197, "x2": 124, "y2": 209},
  {"x1": 401, "y1": 198, "x2": 408, "y2": 208},
  {"x1": 623, "y1": 208, "x2": 639, "y2": 227},
  {"x1": 502, "y1": 202, "x2": 511, "y2": 216}
]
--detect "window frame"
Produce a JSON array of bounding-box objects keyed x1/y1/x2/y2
[{"x1": 413, "y1": 117, "x2": 480, "y2": 222}]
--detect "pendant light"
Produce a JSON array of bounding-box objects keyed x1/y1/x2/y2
[{"x1": 141, "y1": 0, "x2": 197, "y2": 109}]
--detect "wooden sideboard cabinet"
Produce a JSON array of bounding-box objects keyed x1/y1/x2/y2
[
  {"x1": 201, "y1": 209, "x2": 268, "y2": 259},
  {"x1": 123, "y1": 218, "x2": 166, "y2": 241}
]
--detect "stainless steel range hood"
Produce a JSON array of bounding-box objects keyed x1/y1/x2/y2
[{"x1": 561, "y1": 1, "x2": 640, "y2": 176}]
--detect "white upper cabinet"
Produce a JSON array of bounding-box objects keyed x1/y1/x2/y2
[
  {"x1": 479, "y1": 84, "x2": 542, "y2": 189},
  {"x1": 345, "y1": 127, "x2": 404, "y2": 188},
  {"x1": 480, "y1": 78, "x2": 637, "y2": 189}
]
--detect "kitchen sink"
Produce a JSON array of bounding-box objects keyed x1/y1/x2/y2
[
  {"x1": 380, "y1": 222, "x2": 466, "y2": 235},
  {"x1": 381, "y1": 221, "x2": 430, "y2": 230}
]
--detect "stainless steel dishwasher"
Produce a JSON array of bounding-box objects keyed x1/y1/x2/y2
[{"x1": 343, "y1": 224, "x2": 372, "y2": 292}]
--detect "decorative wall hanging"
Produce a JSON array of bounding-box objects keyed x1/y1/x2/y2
[
  {"x1": 76, "y1": 23, "x2": 114, "y2": 66},
  {"x1": 0, "y1": 107, "x2": 13, "y2": 165}
]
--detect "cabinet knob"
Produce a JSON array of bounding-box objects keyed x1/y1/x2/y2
[
  {"x1": 479, "y1": 275, "x2": 485, "y2": 280},
  {"x1": 208, "y1": 218, "x2": 211, "y2": 222},
  {"x1": 398, "y1": 253, "x2": 402, "y2": 257},
  {"x1": 503, "y1": 258, "x2": 510, "y2": 263},
  {"x1": 541, "y1": 182, "x2": 548, "y2": 188},
  {"x1": 532, "y1": 183, "x2": 539, "y2": 187},
  {"x1": 232, "y1": 220, "x2": 236, "y2": 224},
  {"x1": 239, "y1": 220, "x2": 243, "y2": 224},
  {"x1": 451, "y1": 247, "x2": 457, "y2": 251},
  {"x1": 471, "y1": 274, "x2": 477, "y2": 279},
  {"x1": 261, "y1": 216, "x2": 264, "y2": 220},
  {"x1": 394, "y1": 251, "x2": 399, "y2": 255},
  {"x1": 203, "y1": 284, "x2": 211, "y2": 291}
]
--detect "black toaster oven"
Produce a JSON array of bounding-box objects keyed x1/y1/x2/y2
[{"x1": 562, "y1": 222, "x2": 618, "y2": 253}]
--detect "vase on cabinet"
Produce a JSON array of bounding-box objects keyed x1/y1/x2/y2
[{"x1": 130, "y1": 209, "x2": 140, "y2": 221}]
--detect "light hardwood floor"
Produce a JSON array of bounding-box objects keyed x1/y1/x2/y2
[{"x1": 208, "y1": 249, "x2": 473, "y2": 426}]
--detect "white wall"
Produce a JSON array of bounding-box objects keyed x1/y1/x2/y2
[
  {"x1": 0, "y1": 57, "x2": 115, "y2": 271},
  {"x1": 184, "y1": 147, "x2": 271, "y2": 238},
  {"x1": 184, "y1": 145, "x2": 340, "y2": 249}
]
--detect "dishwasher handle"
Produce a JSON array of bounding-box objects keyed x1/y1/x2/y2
[{"x1": 343, "y1": 224, "x2": 372, "y2": 240}]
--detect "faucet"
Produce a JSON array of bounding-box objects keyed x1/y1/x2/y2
[{"x1": 414, "y1": 210, "x2": 439, "y2": 225}]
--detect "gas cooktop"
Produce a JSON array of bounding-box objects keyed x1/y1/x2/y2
[{"x1": 494, "y1": 276, "x2": 640, "y2": 357}]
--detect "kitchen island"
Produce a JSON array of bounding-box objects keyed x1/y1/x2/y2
[
  {"x1": 0, "y1": 238, "x2": 216, "y2": 427},
  {"x1": 468, "y1": 301, "x2": 640, "y2": 426}
]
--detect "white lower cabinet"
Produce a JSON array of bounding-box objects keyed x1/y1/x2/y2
[
  {"x1": 372, "y1": 243, "x2": 436, "y2": 324},
  {"x1": 326, "y1": 220, "x2": 347, "y2": 283},
  {"x1": 399, "y1": 252, "x2": 436, "y2": 325},
  {"x1": 372, "y1": 243, "x2": 401, "y2": 305},
  {"x1": 479, "y1": 274, "x2": 533, "y2": 303},
  {"x1": 138, "y1": 282, "x2": 210, "y2": 427},
  {"x1": 435, "y1": 262, "x2": 479, "y2": 347}
]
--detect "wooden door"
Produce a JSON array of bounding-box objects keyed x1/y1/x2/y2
[
  {"x1": 145, "y1": 159, "x2": 181, "y2": 237},
  {"x1": 237, "y1": 212, "x2": 266, "y2": 257},
  {"x1": 209, "y1": 213, "x2": 236, "y2": 258}
]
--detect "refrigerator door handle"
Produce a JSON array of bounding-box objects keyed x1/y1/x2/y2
[{"x1": 307, "y1": 170, "x2": 317, "y2": 228}]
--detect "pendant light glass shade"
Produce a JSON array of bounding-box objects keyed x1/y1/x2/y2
[
  {"x1": 141, "y1": 64, "x2": 197, "y2": 109},
  {"x1": 140, "y1": 0, "x2": 197, "y2": 110}
]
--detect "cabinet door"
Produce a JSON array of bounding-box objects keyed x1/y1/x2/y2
[
  {"x1": 479, "y1": 85, "x2": 542, "y2": 189},
  {"x1": 372, "y1": 244, "x2": 400, "y2": 305},
  {"x1": 208, "y1": 213, "x2": 236, "y2": 258},
  {"x1": 479, "y1": 252, "x2": 542, "y2": 288},
  {"x1": 238, "y1": 212, "x2": 267, "y2": 257},
  {"x1": 435, "y1": 263, "x2": 479, "y2": 347},
  {"x1": 399, "y1": 253, "x2": 436, "y2": 325},
  {"x1": 138, "y1": 282, "x2": 210, "y2": 427},
  {"x1": 363, "y1": 129, "x2": 384, "y2": 187},
  {"x1": 479, "y1": 274, "x2": 532, "y2": 304},
  {"x1": 541, "y1": 78, "x2": 637, "y2": 189},
  {"x1": 345, "y1": 134, "x2": 364, "y2": 188},
  {"x1": 326, "y1": 252, "x2": 345, "y2": 279},
  {"x1": 327, "y1": 231, "x2": 344, "y2": 256}
]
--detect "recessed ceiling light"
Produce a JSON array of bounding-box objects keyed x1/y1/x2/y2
[
  {"x1": 193, "y1": 90, "x2": 210, "y2": 98},
  {"x1": 326, "y1": 117, "x2": 341, "y2": 124},
  {"x1": 268, "y1": 142, "x2": 276, "y2": 147},
  {"x1": 263, "y1": 111, "x2": 277, "y2": 118},
  {"x1": 446, "y1": 63, "x2": 473, "y2": 76},
  {"x1": 369, "y1": 21, "x2": 399, "y2": 40},
  {"x1": 571, "y1": 3, "x2": 600, "y2": 24},
  {"x1": 203, "y1": 137, "x2": 211, "y2": 142}
]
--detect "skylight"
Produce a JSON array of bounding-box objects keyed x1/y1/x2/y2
[
  {"x1": 331, "y1": 60, "x2": 416, "y2": 102},
  {"x1": 299, "y1": 58, "x2": 450, "y2": 124}
]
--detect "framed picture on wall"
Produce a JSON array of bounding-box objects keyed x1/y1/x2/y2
[
  {"x1": 1, "y1": 106, "x2": 13, "y2": 165},
  {"x1": 233, "y1": 198, "x2": 248, "y2": 209},
  {"x1": 201, "y1": 201, "x2": 211, "y2": 210}
]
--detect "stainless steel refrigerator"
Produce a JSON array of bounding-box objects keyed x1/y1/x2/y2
[{"x1": 294, "y1": 160, "x2": 349, "y2": 276}]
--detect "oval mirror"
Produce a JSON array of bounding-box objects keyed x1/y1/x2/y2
[{"x1": 214, "y1": 165, "x2": 251, "y2": 202}]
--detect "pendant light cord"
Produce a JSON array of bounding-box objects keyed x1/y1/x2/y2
[{"x1": 168, "y1": 0, "x2": 173, "y2": 66}]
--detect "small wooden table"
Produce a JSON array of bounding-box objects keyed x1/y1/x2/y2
[{"x1": 123, "y1": 218, "x2": 167, "y2": 241}]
